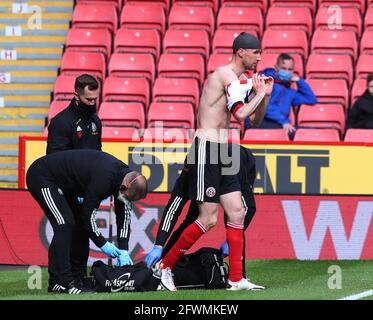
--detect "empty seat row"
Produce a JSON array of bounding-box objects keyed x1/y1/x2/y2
[
  {"x1": 47, "y1": 96, "x2": 373, "y2": 143},
  {"x1": 57, "y1": 47, "x2": 369, "y2": 113},
  {"x1": 64, "y1": 26, "x2": 373, "y2": 76},
  {"x1": 71, "y1": 2, "x2": 373, "y2": 39}
]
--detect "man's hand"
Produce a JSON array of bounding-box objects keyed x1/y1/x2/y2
[
  {"x1": 283, "y1": 123, "x2": 296, "y2": 134},
  {"x1": 264, "y1": 76, "x2": 274, "y2": 96},
  {"x1": 100, "y1": 242, "x2": 121, "y2": 258},
  {"x1": 145, "y1": 245, "x2": 163, "y2": 268},
  {"x1": 291, "y1": 75, "x2": 300, "y2": 82},
  {"x1": 116, "y1": 250, "x2": 133, "y2": 267},
  {"x1": 252, "y1": 73, "x2": 266, "y2": 95}
]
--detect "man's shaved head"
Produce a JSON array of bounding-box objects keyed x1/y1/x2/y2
[{"x1": 120, "y1": 171, "x2": 148, "y2": 202}]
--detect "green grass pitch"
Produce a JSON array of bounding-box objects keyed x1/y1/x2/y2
[{"x1": 1, "y1": 260, "x2": 372, "y2": 300}]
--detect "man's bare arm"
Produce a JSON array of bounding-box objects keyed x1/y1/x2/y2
[
  {"x1": 249, "y1": 94, "x2": 270, "y2": 127},
  {"x1": 233, "y1": 91, "x2": 266, "y2": 122},
  {"x1": 247, "y1": 76, "x2": 274, "y2": 127}
]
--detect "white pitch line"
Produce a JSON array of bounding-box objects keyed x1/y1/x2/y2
[{"x1": 338, "y1": 290, "x2": 373, "y2": 300}]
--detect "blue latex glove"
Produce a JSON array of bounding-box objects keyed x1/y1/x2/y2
[
  {"x1": 145, "y1": 246, "x2": 163, "y2": 268},
  {"x1": 220, "y1": 241, "x2": 229, "y2": 258},
  {"x1": 77, "y1": 197, "x2": 84, "y2": 205},
  {"x1": 116, "y1": 250, "x2": 133, "y2": 267},
  {"x1": 100, "y1": 242, "x2": 121, "y2": 258}
]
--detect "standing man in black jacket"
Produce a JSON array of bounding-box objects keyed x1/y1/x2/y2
[
  {"x1": 26, "y1": 150, "x2": 148, "y2": 294},
  {"x1": 46, "y1": 75, "x2": 132, "y2": 288},
  {"x1": 47, "y1": 74, "x2": 102, "y2": 154}
]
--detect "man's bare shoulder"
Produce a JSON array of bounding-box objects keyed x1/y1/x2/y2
[{"x1": 212, "y1": 65, "x2": 239, "y2": 85}]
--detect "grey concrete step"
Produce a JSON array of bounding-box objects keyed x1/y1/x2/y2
[
  {"x1": 0, "y1": 175, "x2": 17, "y2": 182},
  {"x1": 0, "y1": 125, "x2": 44, "y2": 131},
  {"x1": 0, "y1": 150, "x2": 18, "y2": 156},
  {"x1": 0, "y1": 137, "x2": 18, "y2": 144},
  {"x1": 0, "y1": 29, "x2": 68, "y2": 36},
  {"x1": 0, "y1": 163, "x2": 18, "y2": 169}
]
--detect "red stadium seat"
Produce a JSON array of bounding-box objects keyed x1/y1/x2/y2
[
  {"x1": 173, "y1": 0, "x2": 219, "y2": 14},
  {"x1": 344, "y1": 129, "x2": 373, "y2": 142},
  {"x1": 351, "y1": 78, "x2": 366, "y2": 106},
  {"x1": 168, "y1": 6, "x2": 215, "y2": 37},
  {"x1": 217, "y1": 6, "x2": 264, "y2": 37},
  {"x1": 318, "y1": 0, "x2": 366, "y2": 14},
  {"x1": 60, "y1": 52, "x2": 106, "y2": 83},
  {"x1": 212, "y1": 29, "x2": 257, "y2": 53},
  {"x1": 125, "y1": 0, "x2": 170, "y2": 14},
  {"x1": 102, "y1": 76, "x2": 150, "y2": 107},
  {"x1": 360, "y1": 30, "x2": 373, "y2": 55},
  {"x1": 148, "y1": 102, "x2": 195, "y2": 129},
  {"x1": 158, "y1": 53, "x2": 205, "y2": 87},
  {"x1": 65, "y1": 28, "x2": 112, "y2": 60},
  {"x1": 294, "y1": 128, "x2": 340, "y2": 142},
  {"x1": 114, "y1": 28, "x2": 161, "y2": 62},
  {"x1": 355, "y1": 55, "x2": 373, "y2": 80},
  {"x1": 163, "y1": 29, "x2": 210, "y2": 59},
  {"x1": 364, "y1": 7, "x2": 373, "y2": 30},
  {"x1": 52, "y1": 75, "x2": 76, "y2": 101},
  {"x1": 76, "y1": 0, "x2": 122, "y2": 10},
  {"x1": 48, "y1": 100, "x2": 70, "y2": 122},
  {"x1": 72, "y1": 4, "x2": 118, "y2": 34},
  {"x1": 221, "y1": 0, "x2": 268, "y2": 14},
  {"x1": 298, "y1": 104, "x2": 346, "y2": 134},
  {"x1": 120, "y1": 4, "x2": 166, "y2": 35},
  {"x1": 261, "y1": 30, "x2": 309, "y2": 61},
  {"x1": 108, "y1": 53, "x2": 155, "y2": 83},
  {"x1": 307, "y1": 79, "x2": 349, "y2": 110},
  {"x1": 257, "y1": 52, "x2": 304, "y2": 77},
  {"x1": 152, "y1": 77, "x2": 200, "y2": 110},
  {"x1": 207, "y1": 53, "x2": 232, "y2": 74},
  {"x1": 265, "y1": 6, "x2": 313, "y2": 38},
  {"x1": 315, "y1": 6, "x2": 362, "y2": 38},
  {"x1": 140, "y1": 127, "x2": 192, "y2": 142},
  {"x1": 306, "y1": 54, "x2": 353, "y2": 87},
  {"x1": 270, "y1": 0, "x2": 317, "y2": 14},
  {"x1": 101, "y1": 126, "x2": 140, "y2": 139},
  {"x1": 243, "y1": 128, "x2": 290, "y2": 141},
  {"x1": 311, "y1": 29, "x2": 358, "y2": 59},
  {"x1": 98, "y1": 102, "x2": 145, "y2": 128}
]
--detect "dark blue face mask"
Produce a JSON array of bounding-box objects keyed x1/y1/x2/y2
[{"x1": 278, "y1": 69, "x2": 293, "y2": 82}]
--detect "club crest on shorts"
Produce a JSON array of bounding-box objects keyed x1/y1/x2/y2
[
  {"x1": 57, "y1": 188, "x2": 63, "y2": 195},
  {"x1": 206, "y1": 187, "x2": 216, "y2": 198}
]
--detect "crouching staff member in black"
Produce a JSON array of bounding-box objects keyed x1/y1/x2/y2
[
  {"x1": 47, "y1": 74, "x2": 102, "y2": 154},
  {"x1": 146, "y1": 145, "x2": 264, "y2": 288},
  {"x1": 26, "y1": 150, "x2": 148, "y2": 294}
]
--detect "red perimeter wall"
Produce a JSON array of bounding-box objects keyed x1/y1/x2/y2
[{"x1": 1, "y1": 189, "x2": 373, "y2": 266}]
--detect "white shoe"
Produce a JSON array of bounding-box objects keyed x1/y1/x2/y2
[
  {"x1": 156, "y1": 262, "x2": 177, "y2": 292},
  {"x1": 226, "y1": 278, "x2": 265, "y2": 291}
]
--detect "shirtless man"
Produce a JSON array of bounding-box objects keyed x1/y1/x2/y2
[{"x1": 156, "y1": 32, "x2": 273, "y2": 291}]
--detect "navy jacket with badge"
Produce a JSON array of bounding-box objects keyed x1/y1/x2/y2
[{"x1": 46, "y1": 98, "x2": 102, "y2": 154}]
